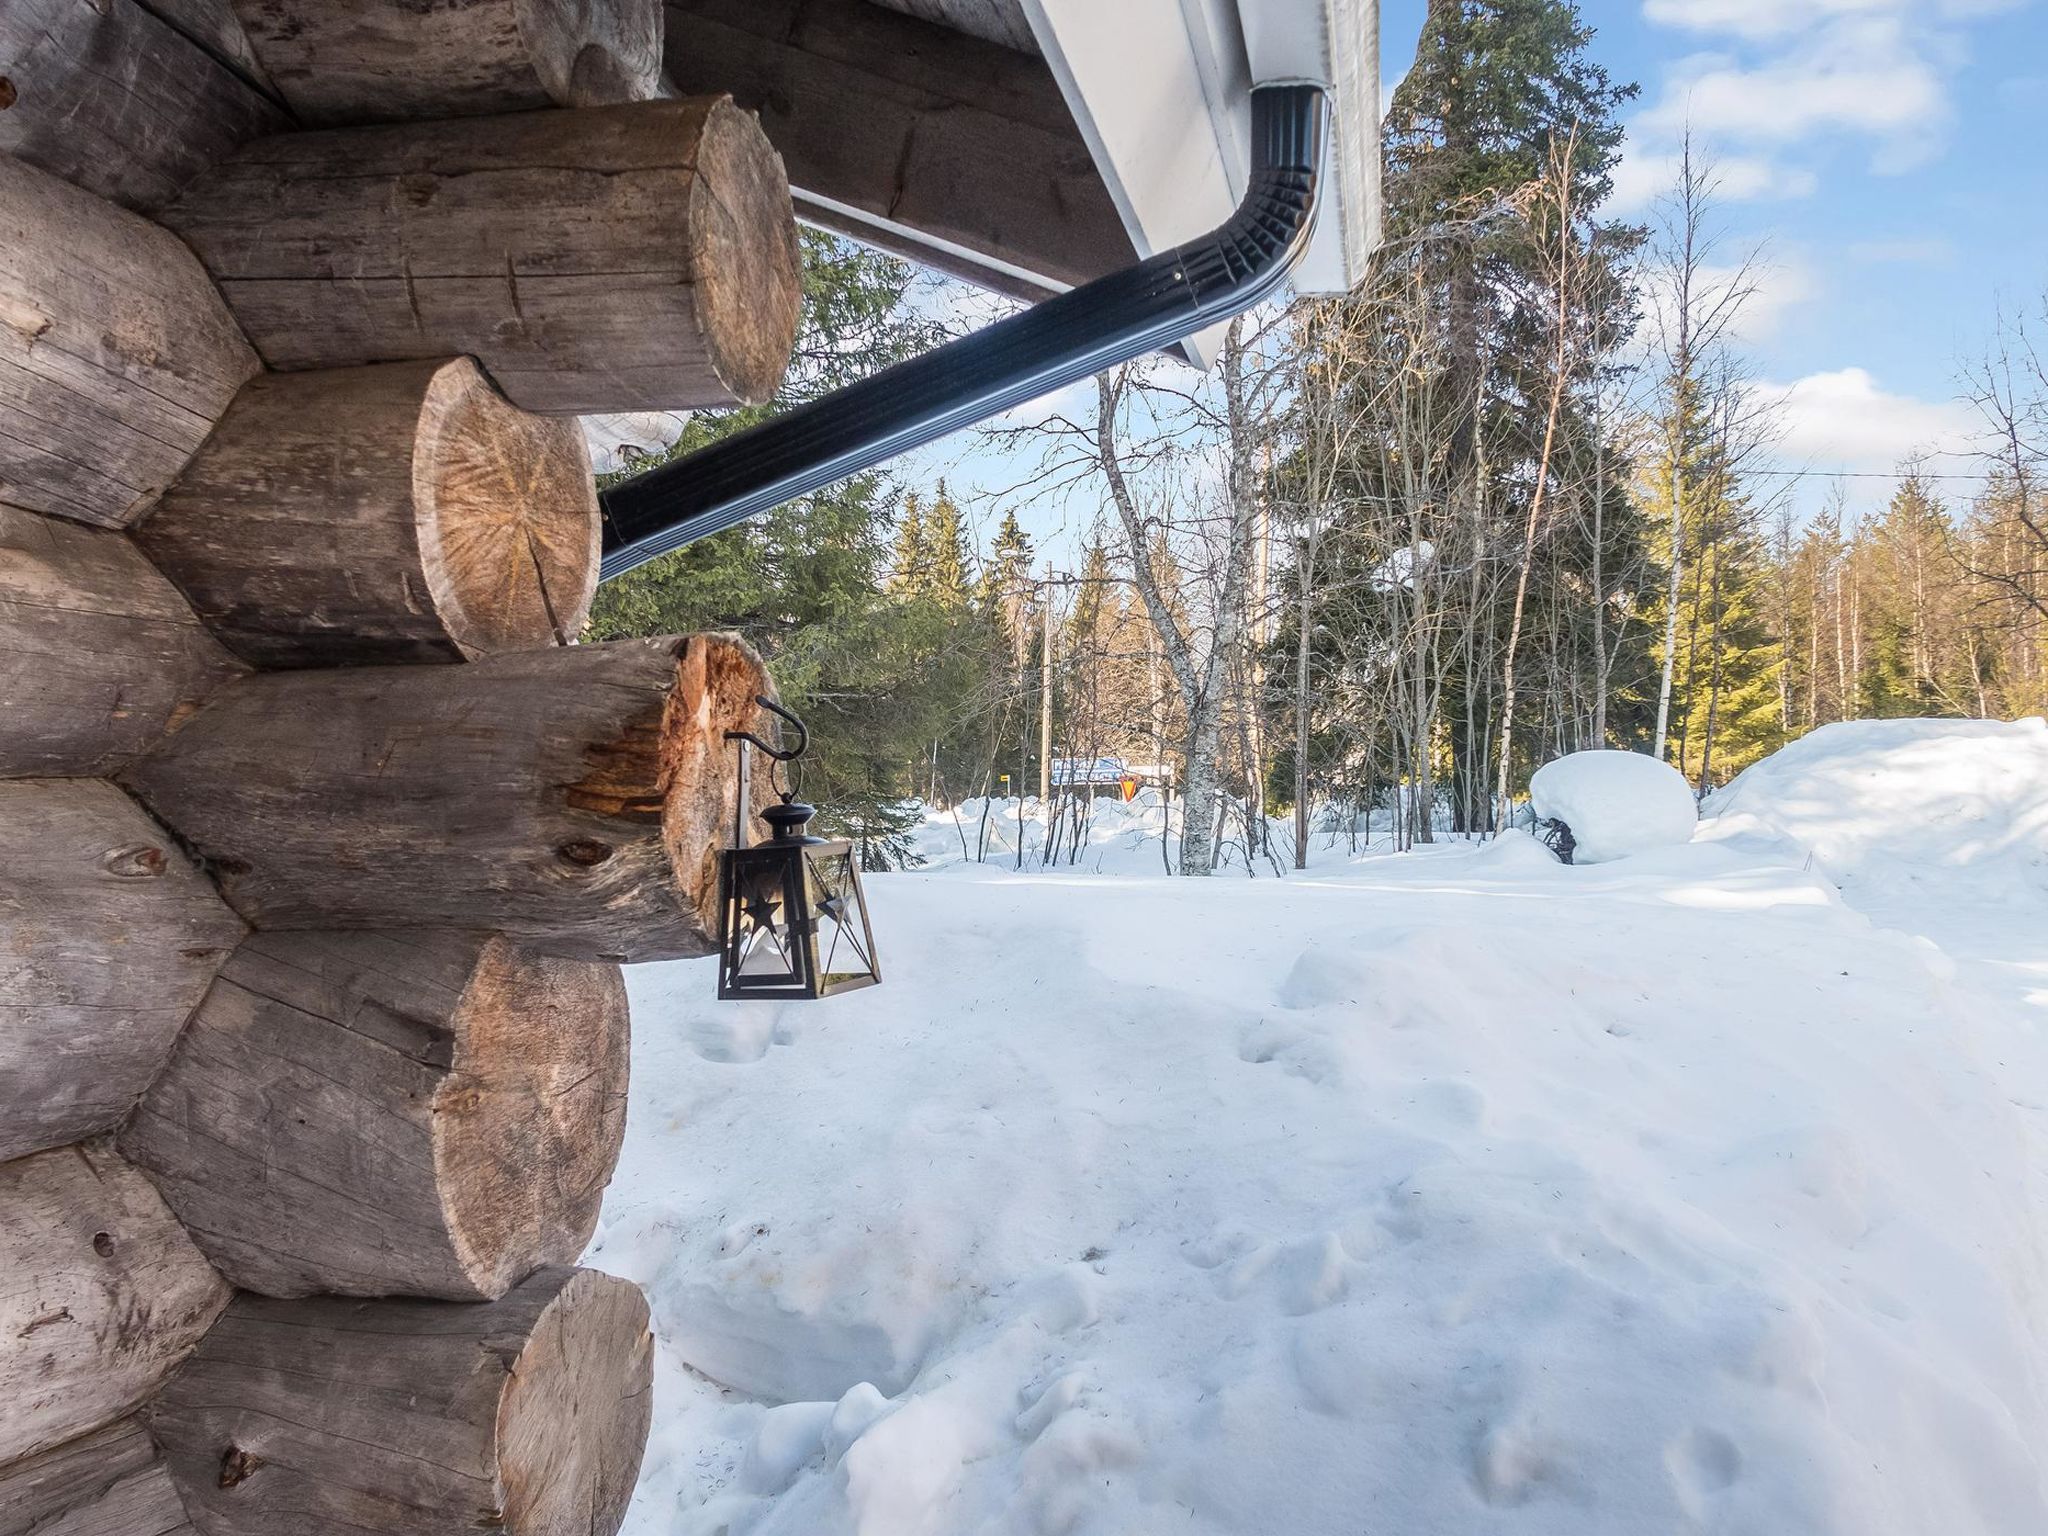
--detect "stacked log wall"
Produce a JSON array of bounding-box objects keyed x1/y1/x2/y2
[{"x1": 0, "y1": 3, "x2": 809, "y2": 1527}]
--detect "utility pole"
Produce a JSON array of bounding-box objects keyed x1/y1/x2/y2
[{"x1": 1037, "y1": 569, "x2": 1054, "y2": 803}]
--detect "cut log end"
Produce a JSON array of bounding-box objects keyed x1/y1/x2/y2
[
  {"x1": 689, "y1": 97, "x2": 804, "y2": 406},
  {"x1": 416, "y1": 358, "x2": 600, "y2": 656},
  {"x1": 660, "y1": 633, "x2": 780, "y2": 939},
  {"x1": 439, "y1": 937, "x2": 630, "y2": 1297},
  {"x1": 496, "y1": 1269, "x2": 654, "y2": 1535}
]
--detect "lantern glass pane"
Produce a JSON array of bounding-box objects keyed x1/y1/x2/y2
[
  {"x1": 803, "y1": 845, "x2": 877, "y2": 991},
  {"x1": 738, "y1": 862, "x2": 796, "y2": 978}
]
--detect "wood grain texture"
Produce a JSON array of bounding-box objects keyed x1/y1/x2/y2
[
  {"x1": 232, "y1": 0, "x2": 661, "y2": 124},
  {"x1": 0, "y1": 1418, "x2": 194, "y2": 1536},
  {"x1": 136, "y1": 359, "x2": 598, "y2": 667},
  {"x1": 0, "y1": 0, "x2": 287, "y2": 214},
  {"x1": 161, "y1": 99, "x2": 802, "y2": 414},
  {"x1": 0, "y1": 1141, "x2": 231, "y2": 1465},
  {"x1": 121, "y1": 635, "x2": 775, "y2": 961},
  {"x1": 0, "y1": 159, "x2": 261, "y2": 530},
  {"x1": 0, "y1": 507, "x2": 246, "y2": 777},
  {"x1": 0, "y1": 781, "x2": 246, "y2": 1162},
  {"x1": 866, "y1": 0, "x2": 1036, "y2": 52},
  {"x1": 663, "y1": 0, "x2": 1130, "y2": 301},
  {"x1": 121, "y1": 930, "x2": 629, "y2": 1300},
  {"x1": 151, "y1": 1267, "x2": 652, "y2": 1536}
]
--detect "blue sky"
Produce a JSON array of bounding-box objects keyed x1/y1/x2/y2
[{"x1": 903, "y1": 0, "x2": 2048, "y2": 570}]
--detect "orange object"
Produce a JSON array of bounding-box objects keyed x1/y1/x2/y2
[{"x1": 1118, "y1": 775, "x2": 1139, "y2": 802}]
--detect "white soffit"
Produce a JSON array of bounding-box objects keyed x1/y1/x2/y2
[{"x1": 1023, "y1": 0, "x2": 1381, "y2": 320}]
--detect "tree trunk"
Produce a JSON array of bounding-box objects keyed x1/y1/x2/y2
[
  {"x1": 150, "y1": 1267, "x2": 652, "y2": 1536},
  {"x1": 162, "y1": 99, "x2": 802, "y2": 415},
  {"x1": 0, "y1": 1140, "x2": 232, "y2": 1464},
  {"x1": 0, "y1": 780, "x2": 246, "y2": 1163},
  {"x1": 136, "y1": 359, "x2": 600, "y2": 667},
  {"x1": 121, "y1": 635, "x2": 774, "y2": 962},
  {"x1": 0, "y1": 1416, "x2": 195, "y2": 1536},
  {"x1": 0, "y1": 0, "x2": 286, "y2": 214},
  {"x1": 0, "y1": 508, "x2": 246, "y2": 778},
  {"x1": 122, "y1": 930, "x2": 628, "y2": 1301},
  {"x1": 232, "y1": 0, "x2": 661, "y2": 126},
  {"x1": 0, "y1": 158, "x2": 260, "y2": 530}
]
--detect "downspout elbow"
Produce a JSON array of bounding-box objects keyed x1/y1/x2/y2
[{"x1": 598, "y1": 82, "x2": 1330, "y2": 580}]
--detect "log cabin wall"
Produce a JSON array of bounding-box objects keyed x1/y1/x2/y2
[{"x1": 1, "y1": 0, "x2": 801, "y2": 1526}]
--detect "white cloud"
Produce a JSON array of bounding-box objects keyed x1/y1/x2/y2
[
  {"x1": 1630, "y1": 0, "x2": 2010, "y2": 183},
  {"x1": 1640, "y1": 26, "x2": 1946, "y2": 149},
  {"x1": 1638, "y1": 257, "x2": 1821, "y2": 354},
  {"x1": 1746, "y1": 368, "x2": 1979, "y2": 471},
  {"x1": 1609, "y1": 147, "x2": 1818, "y2": 214},
  {"x1": 1642, "y1": 0, "x2": 2016, "y2": 42}
]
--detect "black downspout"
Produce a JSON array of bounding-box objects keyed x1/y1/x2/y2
[{"x1": 598, "y1": 82, "x2": 1330, "y2": 581}]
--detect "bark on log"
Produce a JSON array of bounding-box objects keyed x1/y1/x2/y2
[
  {"x1": 0, "y1": 782, "x2": 246, "y2": 1163},
  {"x1": 0, "y1": 0, "x2": 287, "y2": 214},
  {"x1": 0, "y1": 1418, "x2": 195, "y2": 1536},
  {"x1": 0, "y1": 159, "x2": 261, "y2": 531},
  {"x1": 0, "y1": 1141, "x2": 232, "y2": 1465},
  {"x1": 121, "y1": 930, "x2": 628, "y2": 1301},
  {"x1": 0, "y1": 508, "x2": 246, "y2": 777},
  {"x1": 136, "y1": 360, "x2": 599, "y2": 667},
  {"x1": 121, "y1": 635, "x2": 773, "y2": 961},
  {"x1": 232, "y1": 0, "x2": 661, "y2": 126},
  {"x1": 150, "y1": 1267, "x2": 651, "y2": 1536},
  {"x1": 161, "y1": 100, "x2": 801, "y2": 415}
]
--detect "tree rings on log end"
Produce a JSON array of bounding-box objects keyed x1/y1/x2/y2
[
  {"x1": 689, "y1": 95, "x2": 804, "y2": 407},
  {"x1": 140, "y1": 357, "x2": 599, "y2": 667},
  {"x1": 495, "y1": 1268, "x2": 654, "y2": 1535},
  {"x1": 417, "y1": 358, "x2": 599, "y2": 657}
]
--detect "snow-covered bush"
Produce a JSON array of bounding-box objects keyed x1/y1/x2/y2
[{"x1": 1529, "y1": 749, "x2": 1697, "y2": 864}]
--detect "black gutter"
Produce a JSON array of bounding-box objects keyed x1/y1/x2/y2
[{"x1": 598, "y1": 81, "x2": 1330, "y2": 581}]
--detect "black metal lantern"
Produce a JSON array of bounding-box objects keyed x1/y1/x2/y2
[{"x1": 717, "y1": 698, "x2": 880, "y2": 1001}]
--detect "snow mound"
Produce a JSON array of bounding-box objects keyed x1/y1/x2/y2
[
  {"x1": 1702, "y1": 717, "x2": 2048, "y2": 902},
  {"x1": 1530, "y1": 749, "x2": 1698, "y2": 864}
]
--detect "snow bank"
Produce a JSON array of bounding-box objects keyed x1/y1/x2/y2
[
  {"x1": 595, "y1": 760, "x2": 2048, "y2": 1534},
  {"x1": 1530, "y1": 749, "x2": 1698, "y2": 864},
  {"x1": 1703, "y1": 717, "x2": 2048, "y2": 903}
]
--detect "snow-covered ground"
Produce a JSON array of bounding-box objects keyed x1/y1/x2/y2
[{"x1": 592, "y1": 718, "x2": 2048, "y2": 1535}]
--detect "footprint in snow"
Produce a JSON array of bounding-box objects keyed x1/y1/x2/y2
[
  {"x1": 1224, "y1": 1231, "x2": 1356, "y2": 1315},
  {"x1": 1666, "y1": 1426, "x2": 1743, "y2": 1516}
]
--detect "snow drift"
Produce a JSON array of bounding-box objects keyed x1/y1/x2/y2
[
  {"x1": 1703, "y1": 716, "x2": 2048, "y2": 902},
  {"x1": 595, "y1": 719, "x2": 2048, "y2": 1535}
]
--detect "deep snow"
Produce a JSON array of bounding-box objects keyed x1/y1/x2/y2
[{"x1": 591, "y1": 718, "x2": 2048, "y2": 1535}]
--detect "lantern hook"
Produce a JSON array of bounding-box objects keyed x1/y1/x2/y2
[{"x1": 725, "y1": 695, "x2": 808, "y2": 763}]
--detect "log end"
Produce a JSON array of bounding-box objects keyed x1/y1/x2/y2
[
  {"x1": 658, "y1": 633, "x2": 778, "y2": 952},
  {"x1": 440, "y1": 940, "x2": 630, "y2": 1297},
  {"x1": 495, "y1": 1268, "x2": 654, "y2": 1535},
  {"x1": 688, "y1": 97, "x2": 804, "y2": 406},
  {"x1": 417, "y1": 357, "x2": 601, "y2": 657}
]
